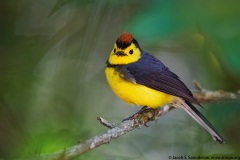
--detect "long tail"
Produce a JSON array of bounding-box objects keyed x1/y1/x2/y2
[{"x1": 182, "y1": 100, "x2": 224, "y2": 144}]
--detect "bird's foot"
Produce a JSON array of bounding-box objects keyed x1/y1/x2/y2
[
  {"x1": 122, "y1": 106, "x2": 160, "y2": 127},
  {"x1": 122, "y1": 106, "x2": 148, "y2": 122}
]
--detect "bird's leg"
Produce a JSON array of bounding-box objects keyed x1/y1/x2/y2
[{"x1": 122, "y1": 106, "x2": 148, "y2": 121}]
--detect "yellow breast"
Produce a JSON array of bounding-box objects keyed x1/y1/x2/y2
[{"x1": 105, "y1": 67, "x2": 173, "y2": 108}]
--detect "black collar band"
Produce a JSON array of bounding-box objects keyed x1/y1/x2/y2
[
  {"x1": 106, "y1": 60, "x2": 115, "y2": 67},
  {"x1": 106, "y1": 60, "x2": 124, "y2": 68}
]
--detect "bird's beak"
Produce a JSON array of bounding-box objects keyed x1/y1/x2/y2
[{"x1": 115, "y1": 51, "x2": 127, "y2": 56}]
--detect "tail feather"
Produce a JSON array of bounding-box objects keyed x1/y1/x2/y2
[{"x1": 183, "y1": 101, "x2": 224, "y2": 144}]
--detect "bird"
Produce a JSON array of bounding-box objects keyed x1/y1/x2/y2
[{"x1": 105, "y1": 32, "x2": 224, "y2": 143}]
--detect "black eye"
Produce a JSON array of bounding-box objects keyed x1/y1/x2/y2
[
  {"x1": 129, "y1": 49, "x2": 133, "y2": 54},
  {"x1": 114, "y1": 48, "x2": 116, "y2": 53}
]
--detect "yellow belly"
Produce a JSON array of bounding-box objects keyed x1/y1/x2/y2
[{"x1": 105, "y1": 67, "x2": 173, "y2": 108}]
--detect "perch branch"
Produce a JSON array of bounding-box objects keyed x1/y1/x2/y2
[
  {"x1": 39, "y1": 83, "x2": 240, "y2": 160},
  {"x1": 192, "y1": 80, "x2": 240, "y2": 103}
]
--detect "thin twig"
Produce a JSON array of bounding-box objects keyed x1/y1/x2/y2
[{"x1": 97, "y1": 117, "x2": 115, "y2": 129}]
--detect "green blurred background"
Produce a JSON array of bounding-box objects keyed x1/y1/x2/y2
[{"x1": 1, "y1": 0, "x2": 240, "y2": 159}]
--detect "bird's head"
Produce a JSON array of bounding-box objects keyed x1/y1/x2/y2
[{"x1": 108, "y1": 32, "x2": 141, "y2": 65}]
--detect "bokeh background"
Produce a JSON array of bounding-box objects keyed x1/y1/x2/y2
[{"x1": 1, "y1": 0, "x2": 240, "y2": 159}]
